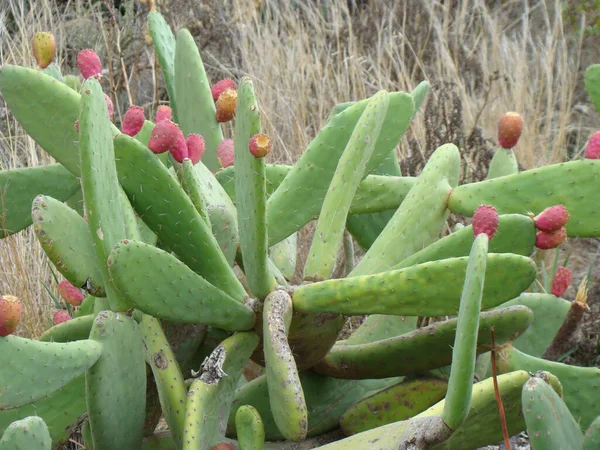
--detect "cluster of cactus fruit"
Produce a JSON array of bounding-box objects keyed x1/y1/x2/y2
[{"x1": 2, "y1": 9, "x2": 600, "y2": 450}]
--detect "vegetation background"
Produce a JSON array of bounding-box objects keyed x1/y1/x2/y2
[{"x1": 1, "y1": 0, "x2": 600, "y2": 366}]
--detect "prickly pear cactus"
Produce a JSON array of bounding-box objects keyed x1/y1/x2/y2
[{"x1": 1, "y1": 12, "x2": 600, "y2": 450}]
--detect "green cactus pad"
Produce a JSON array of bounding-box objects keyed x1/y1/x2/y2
[
  {"x1": 235, "y1": 405, "x2": 265, "y2": 450},
  {"x1": 38, "y1": 314, "x2": 93, "y2": 343},
  {"x1": 340, "y1": 378, "x2": 448, "y2": 435},
  {"x1": 268, "y1": 232, "x2": 297, "y2": 281},
  {"x1": 0, "y1": 335, "x2": 101, "y2": 409},
  {"x1": 304, "y1": 90, "x2": 389, "y2": 280},
  {"x1": 392, "y1": 213, "x2": 535, "y2": 270},
  {"x1": 32, "y1": 195, "x2": 105, "y2": 297},
  {"x1": 134, "y1": 120, "x2": 155, "y2": 147},
  {"x1": 344, "y1": 315, "x2": 417, "y2": 345},
  {"x1": 293, "y1": 253, "x2": 536, "y2": 316},
  {"x1": 583, "y1": 415, "x2": 600, "y2": 450},
  {"x1": 108, "y1": 239, "x2": 255, "y2": 331},
  {"x1": 266, "y1": 91, "x2": 415, "y2": 246},
  {"x1": 174, "y1": 29, "x2": 223, "y2": 171},
  {"x1": 262, "y1": 290, "x2": 307, "y2": 441},
  {"x1": 73, "y1": 294, "x2": 95, "y2": 318},
  {"x1": 420, "y1": 371, "x2": 562, "y2": 449},
  {"x1": 63, "y1": 74, "x2": 81, "y2": 92},
  {"x1": 148, "y1": 11, "x2": 178, "y2": 120},
  {"x1": 498, "y1": 293, "x2": 570, "y2": 357},
  {"x1": 350, "y1": 143, "x2": 461, "y2": 277},
  {"x1": 139, "y1": 315, "x2": 187, "y2": 449},
  {"x1": 486, "y1": 148, "x2": 519, "y2": 179},
  {"x1": 496, "y1": 345, "x2": 600, "y2": 430},
  {"x1": 113, "y1": 134, "x2": 247, "y2": 301},
  {"x1": 0, "y1": 375, "x2": 86, "y2": 447},
  {"x1": 448, "y1": 160, "x2": 600, "y2": 237},
  {"x1": 314, "y1": 305, "x2": 532, "y2": 379},
  {"x1": 79, "y1": 78, "x2": 130, "y2": 310},
  {"x1": 584, "y1": 64, "x2": 600, "y2": 113},
  {"x1": 182, "y1": 331, "x2": 259, "y2": 449},
  {"x1": 523, "y1": 376, "x2": 584, "y2": 450},
  {"x1": 86, "y1": 310, "x2": 146, "y2": 450},
  {"x1": 0, "y1": 416, "x2": 51, "y2": 450},
  {"x1": 216, "y1": 164, "x2": 290, "y2": 203},
  {"x1": 0, "y1": 65, "x2": 82, "y2": 175},
  {"x1": 228, "y1": 371, "x2": 402, "y2": 441},
  {"x1": 0, "y1": 164, "x2": 79, "y2": 238},
  {"x1": 234, "y1": 77, "x2": 276, "y2": 298},
  {"x1": 178, "y1": 159, "x2": 210, "y2": 226}
]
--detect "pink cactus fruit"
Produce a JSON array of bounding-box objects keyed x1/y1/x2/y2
[
  {"x1": 57, "y1": 280, "x2": 85, "y2": 307},
  {"x1": 186, "y1": 134, "x2": 205, "y2": 164},
  {"x1": 104, "y1": 94, "x2": 115, "y2": 122},
  {"x1": 584, "y1": 131, "x2": 600, "y2": 160},
  {"x1": 169, "y1": 131, "x2": 188, "y2": 163},
  {"x1": 155, "y1": 105, "x2": 172, "y2": 124},
  {"x1": 0, "y1": 295, "x2": 22, "y2": 337},
  {"x1": 471, "y1": 205, "x2": 499, "y2": 240},
  {"x1": 122, "y1": 106, "x2": 146, "y2": 137},
  {"x1": 53, "y1": 310, "x2": 72, "y2": 325},
  {"x1": 217, "y1": 139, "x2": 235, "y2": 168},
  {"x1": 249, "y1": 133, "x2": 272, "y2": 158},
  {"x1": 215, "y1": 89, "x2": 237, "y2": 123},
  {"x1": 148, "y1": 120, "x2": 181, "y2": 154},
  {"x1": 32, "y1": 32, "x2": 56, "y2": 69},
  {"x1": 534, "y1": 205, "x2": 570, "y2": 233},
  {"x1": 211, "y1": 79, "x2": 237, "y2": 102},
  {"x1": 551, "y1": 267, "x2": 572, "y2": 297},
  {"x1": 535, "y1": 227, "x2": 567, "y2": 250},
  {"x1": 77, "y1": 49, "x2": 102, "y2": 80},
  {"x1": 497, "y1": 112, "x2": 524, "y2": 149}
]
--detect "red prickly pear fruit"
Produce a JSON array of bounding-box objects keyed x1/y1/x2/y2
[
  {"x1": 584, "y1": 131, "x2": 600, "y2": 159},
  {"x1": 155, "y1": 105, "x2": 172, "y2": 124},
  {"x1": 551, "y1": 267, "x2": 572, "y2": 297},
  {"x1": 53, "y1": 310, "x2": 72, "y2": 325},
  {"x1": 249, "y1": 133, "x2": 272, "y2": 158},
  {"x1": 211, "y1": 79, "x2": 237, "y2": 102},
  {"x1": 210, "y1": 443, "x2": 235, "y2": 450},
  {"x1": 534, "y1": 205, "x2": 570, "y2": 233},
  {"x1": 169, "y1": 131, "x2": 188, "y2": 163},
  {"x1": 57, "y1": 281, "x2": 85, "y2": 306},
  {"x1": 471, "y1": 205, "x2": 499, "y2": 240},
  {"x1": 215, "y1": 89, "x2": 237, "y2": 122},
  {"x1": 122, "y1": 106, "x2": 145, "y2": 137},
  {"x1": 77, "y1": 49, "x2": 102, "y2": 80},
  {"x1": 497, "y1": 112, "x2": 524, "y2": 149},
  {"x1": 186, "y1": 134, "x2": 205, "y2": 164},
  {"x1": 32, "y1": 32, "x2": 56, "y2": 69},
  {"x1": 0, "y1": 295, "x2": 22, "y2": 337},
  {"x1": 148, "y1": 120, "x2": 181, "y2": 154},
  {"x1": 104, "y1": 93, "x2": 114, "y2": 122},
  {"x1": 535, "y1": 227, "x2": 567, "y2": 250},
  {"x1": 217, "y1": 139, "x2": 235, "y2": 168}
]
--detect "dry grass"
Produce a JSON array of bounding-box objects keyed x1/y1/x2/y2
[{"x1": 0, "y1": 0, "x2": 595, "y2": 338}]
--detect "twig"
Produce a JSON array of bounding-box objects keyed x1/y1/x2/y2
[{"x1": 490, "y1": 327, "x2": 511, "y2": 450}]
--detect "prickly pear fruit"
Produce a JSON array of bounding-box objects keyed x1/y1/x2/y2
[
  {"x1": 155, "y1": 105, "x2": 172, "y2": 124},
  {"x1": 534, "y1": 205, "x2": 570, "y2": 232},
  {"x1": 471, "y1": 205, "x2": 499, "y2": 239},
  {"x1": 584, "y1": 131, "x2": 600, "y2": 159},
  {"x1": 186, "y1": 134, "x2": 205, "y2": 164},
  {"x1": 57, "y1": 280, "x2": 85, "y2": 306},
  {"x1": 210, "y1": 443, "x2": 235, "y2": 450},
  {"x1": 215, "y1": 89, "x2": 237, "y2": 123},
  {"x1": 170, "y1": 132, "x2": 188, "y2": 163},
  {"x1": 249, "y1": 133, "x2": 272, "y2": 158},
  {"x1": 32, "y1": 32, "x2": 56, "y2": 68},
  {"x1": 53, "y1": 310, "x2": 71, "y2": 325},
  {"x1": 77, "y1": 49, "x2": 102, "y2": 80},
  {"x1": 551, "y1": 267, "x2": 572, "y2": 297},
  {"x1": 211, "y1": 78, "x2": 237, "y2": 101},
  {"x1": 497, "y1": 112, "x2": 524, "y2": 149},
  {"x1": 148, "y1": 120, "x2": 180, "y2": 154},
  {"x1": 104, "y1": 93, "x2": 114, "y2": 122},
  {"x1": 122, "y1": 106, "x2": 145, "y2": 137},
  {"x1": 217, "y1": 139, "x2": 235, "y2": 168},
  {"x1": 0, "y1": 295, "x2": 22, "y2": 337},
  {"x1": 535, "y1": 227, "x2": 567, "y2": 250}
]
